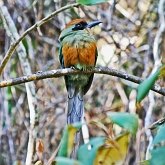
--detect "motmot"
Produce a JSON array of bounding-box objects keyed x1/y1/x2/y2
[{"x1": 59, "y1": 18, "x2": 101, "y2": 124}]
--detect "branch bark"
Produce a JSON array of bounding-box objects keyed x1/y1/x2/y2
[{"x1": 0, "y1": 66, "x2": 164, "y2": 96}]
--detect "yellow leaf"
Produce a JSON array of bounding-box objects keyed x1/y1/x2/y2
[
  {"x1": 159, "y1": 65, "x2": 165, "y2": 78},
  {"x1": 67, "y1": 125, "x2": 79, "y2": 156},
  {"x1": 94, "y1": 133, "x2": 130, "y2": 165}
]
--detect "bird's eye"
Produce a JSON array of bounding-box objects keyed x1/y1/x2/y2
[
  {"x1": 76, "y1": 23, "x2": 82, "y2": 29},
  {"x1": 72, "y1": 22, "x2": 86, "y2": 31},
  {"x1": 77, "y1": 23, "x2": 81, "y2": 27}
]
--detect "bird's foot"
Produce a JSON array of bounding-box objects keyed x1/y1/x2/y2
[
  {"x1": 70, "y1": 65, "x2": 94, "y2": 71},
  {"x1": 70, "y1": 66, "x2": 77, "y2": 70}
]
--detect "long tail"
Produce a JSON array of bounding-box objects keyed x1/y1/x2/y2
[{"x1": 67, "y1": 91, "x2": 84, "y2": 124}]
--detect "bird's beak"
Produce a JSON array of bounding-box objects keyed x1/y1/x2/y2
[{"x1": 87, "y1": 20, "x2": 102, "y2": 28}]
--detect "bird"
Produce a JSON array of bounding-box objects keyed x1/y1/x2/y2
[{"x1": 59, "y1": 18, "x2": 101, "y2": 124}]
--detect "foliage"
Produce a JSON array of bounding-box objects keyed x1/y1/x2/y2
[
  {"x1": 148, "y1": 124, "x2": 165, "y2": 165},
  {"x1": 77, "y1": 0, "x2": 108, "y2": 5},
  {"x1": 108, "y1": 112, "x2": 138, "y2": 136},
  {"x1": 136, "y1": 65, "x2": 164, "y2": 104},
  {"x1": 58, "y1": 123, "x2": 82, "y2": 157},
  {"x1": 56, "y1": 112, "x2": 137, "y2": 165}
]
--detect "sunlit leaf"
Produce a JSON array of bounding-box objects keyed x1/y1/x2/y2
[
  {"x1": 77, "y1": 0, "x2": 108, "y2": 5},
  {"x1": 108, "y1": 112, "x2": 138, "y2": 136},
  {"x1": 55, "y1": 157, "x2": 83, "y2": 165},
  {"x1": 58, "y1": 123, "x2": 82, "y2": 157},
  {"x1": 78, "y1": 137, "x2": 105, "y2": 165},
  {"x1": 94, "y1": 133, "x2": 130, "y2": 165},
  {"x1": 136, "y1": 68, "x2": 160, "y2": 103}
]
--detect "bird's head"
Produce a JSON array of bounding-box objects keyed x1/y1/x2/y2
[{"x1": 59, "y1": 18, "x2": 102, "y2": 42}]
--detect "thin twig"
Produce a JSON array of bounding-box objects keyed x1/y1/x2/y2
[
  {"x1": 46, "y1": 143, "x2": 61, "y2": 165},
  {"x1": 0, "y1": 66, "x2": 164, "y2": 95},
  {"x1": 153, "y1": 0, "x2": 165, "y2": 64},
  {"x1": 148, "y1": 117, "x2": 165, "y2": 130},
  {"x1": 0, "y1": 2, "x2": 79, "y2": 75}
]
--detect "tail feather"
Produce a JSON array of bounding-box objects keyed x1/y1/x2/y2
[{"x1": 67, "y1": 93, "x2": 84, "y2": 124}]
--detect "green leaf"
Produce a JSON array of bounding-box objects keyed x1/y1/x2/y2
[
  {"x1": 55, "y1": 157, "x2": 83, "y2": 165},
  {"x1": 136, "y1": 68, "x2": 160, "y2": 103},
  {"x1": 108, "y1": 112, "x2": 138, "y2": 136},
  {"x1": 78, "y1": 137, "x2": 105, "y2": 165},
  {"x1": 151, "y1": 147, "x2": 165, "y2": 165},
  {"x1": 58, "y1": 123, "x2": 82, "y2": 157},
  {"x1": 77, "y1": 0, "x2": 108, "y2": 5},
  {"x1": 150, "y1": 125, "x2": 165, "y2": 165},
  {"x1": 152, "y1": 125, "x2": 165, "y2": 145}
]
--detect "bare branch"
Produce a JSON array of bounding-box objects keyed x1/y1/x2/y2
[
  {"x1": 0, "y1": 2, "x2": 79, "y2": 75},
  {"x1": 0, "y1": 66, "x2": 164, "y2": 96},
  {"x1": 153, "y1": 0, "x2": 165, "y2": 64}
]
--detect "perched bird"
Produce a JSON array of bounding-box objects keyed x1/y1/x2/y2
[{"x1": 59, "y1": 18, "x2": 101, "y2": 124}]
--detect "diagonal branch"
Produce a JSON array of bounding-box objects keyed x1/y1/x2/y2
[
  {"x1": 0, "y1": 66, "x2": 164, "y2": 96},
  {"x1": 0, "y1": 2, "x2": 79, "y2": 75}
]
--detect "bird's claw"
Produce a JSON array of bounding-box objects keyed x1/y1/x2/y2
[
  {"x1": 71, "y1": 66, "x2": 77, "y2": 70},
  {"x1": 70, "y1": 66, "x2": 83, "y2": 71}
]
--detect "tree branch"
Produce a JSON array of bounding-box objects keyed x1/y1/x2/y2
[
  {"x1": 0, "y1": 2, "x2": 79, "y2": 75},
  {"x1": 0, "y1": 66, "x2": 164, "y2": 95}
]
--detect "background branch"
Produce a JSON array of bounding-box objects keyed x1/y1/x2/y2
[
  {"x1": 0, "y1": 3, "x2": 37, "y2": 165},
  {"x1": 145, "y1": 0, "x2": 165, "y2": 160},
  {"x1": 0, "y1": 66, "x2": 164, "y2": 95},
  {"x1": 0, "y1": 2, "x2": 79, "y2": 75}
]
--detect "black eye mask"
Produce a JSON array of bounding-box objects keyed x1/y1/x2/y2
[{"x1": 72, "y1": 21, "x2": 88, "y2": 31}]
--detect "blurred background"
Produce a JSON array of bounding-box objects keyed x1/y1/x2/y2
[{"x1": 0, "y1": 0, "x2": 164, "y2": 164}]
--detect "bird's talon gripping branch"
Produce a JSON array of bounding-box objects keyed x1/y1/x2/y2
[{"x1": 70, "y1": 66, "x2": 77, "y2": 70}]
